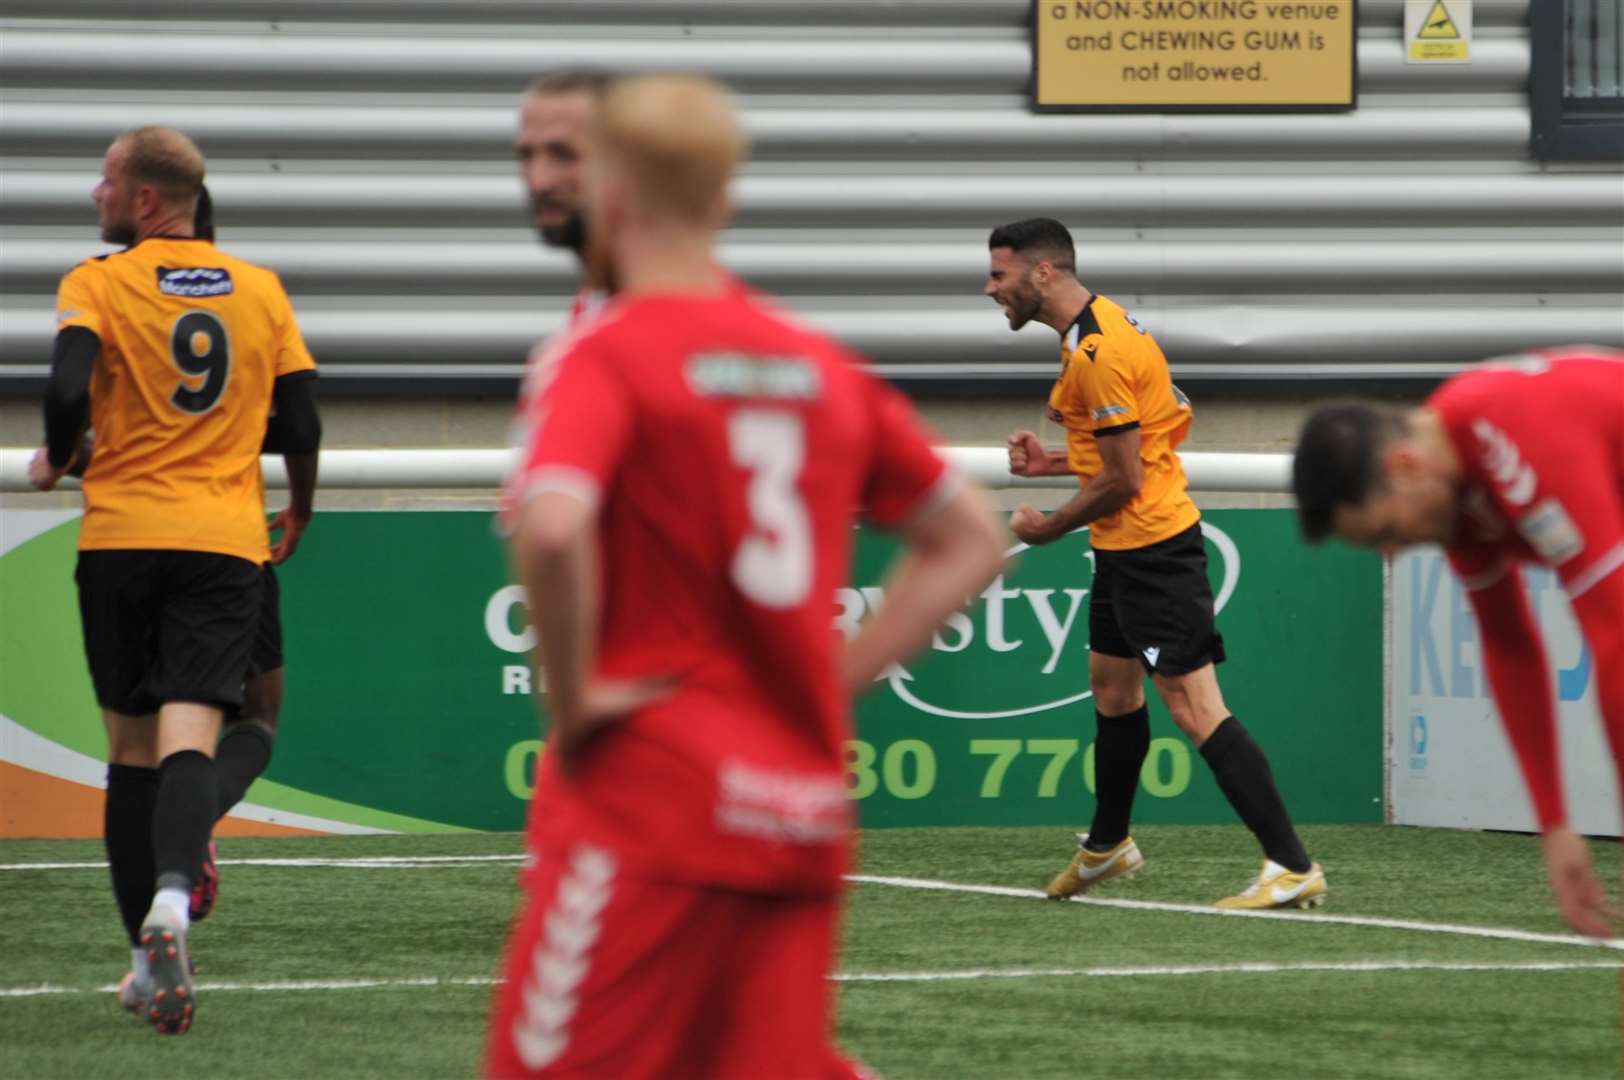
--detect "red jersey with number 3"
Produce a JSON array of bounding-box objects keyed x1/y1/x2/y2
[
  {"x1": 507, "y1": 290, "x2": 953, "y2": 895},
  {"x1": 55, "y1": 237, "x2": 315, "y2": 564},
  {"x1": 1430, "y1": 348, "x2": 1624, "y2": 599}
]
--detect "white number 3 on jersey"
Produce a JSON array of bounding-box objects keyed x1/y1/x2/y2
[{"x1": 728, "y1": 410, "x2": 812, "y2": 608}]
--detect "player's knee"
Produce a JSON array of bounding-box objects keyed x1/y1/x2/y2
[
  {"x1": 1153, "y1": 670, "x2": 1228, "y2": 740},
  {"x1": 1157, "y1": 694, "x2": 1197, "y2": 733},
  {"x1": 1158, "y1": 701, "x2": 1221, "y2": 746},
  {"x1": 241, "y1": 669, "x2": 284, "y2": 733},
  {"x1": 240, "y1": 704, "x2": 280, "y2": 737},
  {"x1": 233, "y1": 715, "x2": 278, "y2": 745},
  {"x1": 102, "y1": 709, "x2": 159, "y2": 766},
  {"x1": 105, "y1": 738, "x2": 159, "y2": 768},
  {"x1": 1089, "y1": 663, "x2": 1144, "y2": 715},
  {"x1": 1094, "y1": 685, "x2": 1143, "y2": 716}
]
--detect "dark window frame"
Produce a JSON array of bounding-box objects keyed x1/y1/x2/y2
[{"x1": 1529, "y1": 1, "x2": 1624, "y2": 161}]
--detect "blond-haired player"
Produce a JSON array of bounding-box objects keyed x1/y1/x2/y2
[{"x1": 484, "y1": 75, "x2": 1005, "y2": 1078}]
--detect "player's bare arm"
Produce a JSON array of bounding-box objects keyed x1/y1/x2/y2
[
  {"x1": 31, "y1": 326, "x2": 101, "y2": 491},
  {"x1": 842, "y1": 483, "x2": 1005, "y2": 695},
  {"x1": 1010, "y1": 426, "x2": 1143, "y2": 546},
  {"x1": 1541, "y1": 828, "x2": 1616, "y2": 938},
  {"x1": 514, "y1": 489, "x2": 670, "y2": 774},
  {"x1": 1006, "y1": 429, "x2": 1070, "y2": 478}
]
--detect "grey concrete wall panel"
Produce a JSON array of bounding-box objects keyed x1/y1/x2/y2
[{"x1": 1, "y1": 0, "x2": 1619, "y2": 391}]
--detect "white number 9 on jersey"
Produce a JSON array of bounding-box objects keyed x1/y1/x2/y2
[{"x1": 728, "y1": 410, "x2": 812, "y2": 608}]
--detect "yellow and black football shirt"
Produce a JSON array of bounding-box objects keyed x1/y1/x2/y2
[
  {"x1": 1047, "y1": 293, "x2": 1199, "y2": 551},
  {"x1": 55, "y1": 236, "x2": 316, "y2": 564}
]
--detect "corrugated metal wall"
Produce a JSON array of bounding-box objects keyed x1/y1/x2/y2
[{"x1": 2, "y1": 0, "x2": 1620, "y2": 392}]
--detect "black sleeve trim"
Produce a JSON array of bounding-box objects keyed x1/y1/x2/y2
[
  {"x1": 44, "y1": 327, "x2": 100, "y2": 468},
  {"x1": 1093, "y1": 420, "x2": 1141, "y2": 438},
  {"x1": 263, "y1": 370, "x2": 322, "y2": 455}
]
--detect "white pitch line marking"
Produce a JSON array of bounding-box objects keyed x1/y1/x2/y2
[
  {"x1": 2, "y1": 960, "x2": 1618, "y2": 1000},
  {"x1": 834, "y1": 959, "x2": 1624, "y2": 983},
  {"x1": 0, "y1": 855, "x2": 529, "y2": 871},
  {"x1": 0, "y1": 976, "x2": 499, "y2": 999},
  {"x1": 4, "y1": 855, "x2": 1617, "y2": 952},
  {"x1": 848, "y1": 874, "x2": 1624, "y2": 952}
]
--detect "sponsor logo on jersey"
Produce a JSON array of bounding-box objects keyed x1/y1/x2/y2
[
  {"x1": 156, "y1": 266, "x2": 234, "y2": 297},
  {"x1": 685, "y1": 353, "x2": 821, "y2": 400},
  {"x1": 1470, "y1": 418, "x2": 1537, "y2": 507},
  {"x1": 1480, "y1": 352, "x2": 1551, "y2": 375},
  {"x1": 1091, "y1": 403, "x2": 1131, "y2": 422},
  {"x1": 1517, "y1": 499, "x2": 1585, "y2": 565}
]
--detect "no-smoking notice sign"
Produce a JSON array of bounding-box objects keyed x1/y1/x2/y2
[{"x1": 1033, "y1": 1, "x2": 1358, "y2": 111}]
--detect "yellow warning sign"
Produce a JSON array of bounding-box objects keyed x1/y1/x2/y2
[
  {"x1": 1406, "y1": 0, "x2": 1471, "y2": 63},
  {"x1": 1416, "y1": 1, "x2": 1461, "y2": 38}
]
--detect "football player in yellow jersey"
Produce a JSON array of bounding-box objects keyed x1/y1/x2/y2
[
  {"x1": 28, "y1": 127, "x2": 321, "y2": 1034},
  {"x1": 52, "y1": 185, "x2": 314, "y2": 944},
  {"x1": 985, "y1": 218, "x2": 1324, "y2": 910}
]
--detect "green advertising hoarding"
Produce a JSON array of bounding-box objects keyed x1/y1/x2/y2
[{"x1": 0, "y1": 509, "x2": 1381, "y2": 835}]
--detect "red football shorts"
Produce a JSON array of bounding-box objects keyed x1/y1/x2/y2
[{"x1": 483, "y1": 843, "x2": 870, "y2": 1079}]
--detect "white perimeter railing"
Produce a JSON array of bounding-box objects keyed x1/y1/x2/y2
[{"x1": 0, "y1": 447, "x2": 1291, "y2": 494}]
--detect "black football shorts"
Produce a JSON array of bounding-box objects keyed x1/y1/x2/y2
[
  {"x1": 75, "y1": 549, "x2": 263, "y2": 715},
  {"x1": 1089, "y1": 522, "x2": 1227, "y2": 677}
]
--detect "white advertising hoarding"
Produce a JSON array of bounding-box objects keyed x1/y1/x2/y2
[{"x1": 1389, "y1": 547, "x2": 1620, "y2": 837}]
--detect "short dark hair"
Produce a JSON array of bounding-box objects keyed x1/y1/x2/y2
[
  {"x1": 1292, "y1": 403, "x2": 1408, "y2": 542},
  {"x1": 526, "y1": 68, "x2": 614, "y2": 99},
  {"x1": 988, "y1": 217, "x2": 1076, "y2": 274}
]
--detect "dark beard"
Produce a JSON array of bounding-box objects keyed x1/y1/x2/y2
[
  {"x1": 537, "y1": 210, "x2": 585, "y2": 255},
  {"x1": 101, "y1": 221, "x2": 136, "y2": 246},
  {"x1": 1007, "y1": 291, "x2": 1041, "y2": 331}
]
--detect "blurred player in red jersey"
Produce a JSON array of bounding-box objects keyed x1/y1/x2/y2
[
  {"x1": 483, "y1": 75, "x2": 1006, "y2": 1078},
  {"x1": 505, "y1": 70, "x2": 612, "y2": 520},
  {"x1": 1293, "y1": 347, "x2": 1624, "y2": 937},
  {"x1": 514, "y1": 68, "x2": 612, "y2": 319}
]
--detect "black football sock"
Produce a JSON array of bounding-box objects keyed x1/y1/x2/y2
[
  {"x1": 105, "y1": 764, "x2": 160, "y2": 946},
  {"x1": 1085, "y1": 705, "x2": 1151, "y2": 852},
  {"x1": 215, "y1": 721, "x2": 274, "y2": 821},
  {"x1": 151, "y1": 750, "x2": 219, "y2": 895},
  {"x1": 1199, "y1": 716, "x2": 1312, "y2": 873}
]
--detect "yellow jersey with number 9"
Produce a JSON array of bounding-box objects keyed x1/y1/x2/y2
[
  {"x1": 1046, "y1": 293, "x2": 1199, "y2": 551},
  {"x1": 54, "y1": 236, "x2": 316, "y2": 564}
]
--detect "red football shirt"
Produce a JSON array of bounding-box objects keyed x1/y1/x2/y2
[
  {"x1": 1428, "y1": 347, "x2": 1624, "y2": 830},
  {"x1": 1431, "y1": 348, "x2": 1624, "y2": 597},
  {"x1": 508, "y1": 289, "x2": 954, "y2": 894}
]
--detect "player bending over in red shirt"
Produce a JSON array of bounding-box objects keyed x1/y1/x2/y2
[
  {"x1": 486, "y1": 74, "x2": 1006, "y2": 1079},
  {"x1": 1293, "y1": 347, "x2": 1624, "y2": 937}
]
